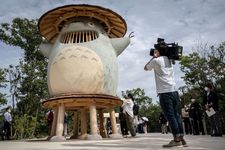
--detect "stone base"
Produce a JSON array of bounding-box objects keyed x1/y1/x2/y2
[
  {"x1": 78, "y1": 134, "x2": 88, "y2": 140},
  {"x1": 87, "y1": 134, "x2": 102, "y2": 140},
  {"x1": 46, "y1": 136, "x2": 53, "y2": 141},
  {"x1": 109, "y1": 133, "x2": 123, "y2": 139},
  {"x1": 49, "y1": 136, "x2": 66, "y2": 142}
]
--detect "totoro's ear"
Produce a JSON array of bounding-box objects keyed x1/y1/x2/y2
[
  {"x1": 39, "y1": 43, "x2": 53, "y2": 58},
  {"x1": 110, "y1": 37, "x2": 130, "y2": 56}
]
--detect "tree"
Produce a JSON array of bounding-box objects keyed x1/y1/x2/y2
[
  {"x1": 4, "y1": 65, "x2": 21, "y2": 110},
  {"x1": 179, "y1": 41, "x2": 225, "y2": 134},
  {"x1": 180, "y1": 52, "x2": 208, "y2": 87},
  {"x1": 124, "y1": 88, "x2": 152, "y2": 106},
  {"x1": 0, "y1": 68, "x2": 7, "y2": 106},
  {"x1": 0, "y1": 18, "x2": 49, "y2": 138}
]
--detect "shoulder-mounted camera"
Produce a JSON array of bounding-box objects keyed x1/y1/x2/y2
[{"x1": 150, "y1": 38, "x2": 183, "y2": 61}]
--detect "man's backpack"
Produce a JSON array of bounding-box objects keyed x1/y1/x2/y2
[
  {"x1": 47, "y1": 111, "x2": 54, "y2": 123},
  {"x1": 133, "y1": 104, "x2": 139, "y2": 116}
]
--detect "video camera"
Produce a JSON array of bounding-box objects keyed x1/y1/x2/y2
[{"x1": 150, "y1": 38, "x2": 183, "y2": 61}]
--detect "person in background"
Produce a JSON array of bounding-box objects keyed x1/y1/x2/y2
[
  {"x1": 182, "y1": 105, "x2": 192, "y2": 134},
  {"x1": 119, "y1": 107, "x2": 128, "y2": 137},
  {"x1": 203, "y1": 83, "x2": 222, "y2": 137},
  {"x1": 133, "y1": 102, "x2": 139, "y2": 132},
  {"x1": 143, "y1": 119, "x2": 148, "y2": 134},
  {"x1": 144, "y1": 48, "x2": 187, "y2": 147},
  {"x1": 46, "y1": 109, "x2": 54, "y2": 135},
  {"x1": 121, "y1": 93, "x2": 136, "y2": 137},
  {"x1": 105, "y1": 118, "x2": 112, "y2": 137},
  {"x1": 189, "y1": 99, "x2": 204, "y2": 135},
  {"x1": 159, "y1": 112, "x2": 168, "y2": 134},
  {"x1": 4, "y1": 106, "x2": 12, "y2": 140},
  {"x1": 137, "y1": 117, "x2": 144, "y2": 133}
]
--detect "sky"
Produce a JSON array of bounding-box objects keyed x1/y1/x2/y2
[{"x1": 0, "y1": 0, "x2": 225, "y2": 104}]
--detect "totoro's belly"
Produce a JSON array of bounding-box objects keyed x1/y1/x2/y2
[{"x1": 48, "y1": 46, "x2": 104, "y2": 96}]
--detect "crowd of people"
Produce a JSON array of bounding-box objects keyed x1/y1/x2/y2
[{"x1": 179, "y1": 83, "x2": 223, "y2": 137}]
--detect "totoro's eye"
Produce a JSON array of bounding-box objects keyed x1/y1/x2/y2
[{"x1": 88, "y1": 22, "x2": 95, "y2": 28}]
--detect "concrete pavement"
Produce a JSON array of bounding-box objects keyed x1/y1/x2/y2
[{"x1": 0, "y1": 133, "x2": 224, "y2": 150}]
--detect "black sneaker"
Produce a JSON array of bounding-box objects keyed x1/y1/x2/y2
[
  {"x1": 163, "y1": 140, "x2": 182, "y2": 148},
  {"x1": 211, "y1": 134, "x2": 222, "y2": 137},
  {"x1": 181, "y1": 139, "x2": 188, "y2": 147}
]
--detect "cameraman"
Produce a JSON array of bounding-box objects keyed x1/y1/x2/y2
[{"x1": 144, "y1": 49, "x2": 187, "y2": 148}]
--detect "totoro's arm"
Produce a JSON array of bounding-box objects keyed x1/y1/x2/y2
[
  {"x1": 39, "y1": 42, "x2": 53, "y2": 58},
  {"x1": 110, "y1": 37, "x2": 130, "y2": 56}
]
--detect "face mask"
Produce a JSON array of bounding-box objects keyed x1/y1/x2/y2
[{"x1": 204, "y1": 87, "x2": 208, "y2": 91}]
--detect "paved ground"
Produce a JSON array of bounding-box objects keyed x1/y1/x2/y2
[{"x1": 0, "y1": 133, "x2": 224, "y2": 150}]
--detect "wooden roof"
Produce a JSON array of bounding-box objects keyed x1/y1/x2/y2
[{"x1": 38, "y1": 4, "x2": 127, "y2": 43}]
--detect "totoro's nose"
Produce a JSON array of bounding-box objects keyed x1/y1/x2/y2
[{"x1": 70, "y1": 22, "x2": 85, "y2": 28}]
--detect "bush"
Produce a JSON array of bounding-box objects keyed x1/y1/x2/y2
[{"x1": 13, "y1": 114, "x2": 36, "y2": 139}]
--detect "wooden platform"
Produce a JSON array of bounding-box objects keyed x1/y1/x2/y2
[{"x1": 42, "y1": 93, "x2": 123, "y2": 110}]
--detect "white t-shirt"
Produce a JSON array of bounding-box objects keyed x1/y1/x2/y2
[
  {"x1": 146, "y1": 56, "x2": 176, "y2": 94},
  {"x1": 121, "y1": 98, "x2": 134, "y2": 118},
  {"x1": 4, "y1": 112, "x2": 12, "y2": 122}
]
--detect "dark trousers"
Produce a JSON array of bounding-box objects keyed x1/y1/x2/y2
[
  {"x1": 120, "y1": 120, "x2": 128, "y2": 135},
  {"x1": 159, "y1": 91, "x2": 184, "y2": 138},
  {"x1": 183, "y1": 117, "x2": 192, "y2": 134},
  {"x1": 4, "y1": 121, "x2": 11, "y2": 140},
  {"x1": 209, "y1": 112, "x2": 222, "y2": 135},
  {"x1": 191, "y1": 118, "x2": 204, "y2": 135},
  {"x1": 125, "y1": 112, "x2": 136, "y2": 137}
]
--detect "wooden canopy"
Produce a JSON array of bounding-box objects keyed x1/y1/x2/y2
[{"x1": 38, "y1": 4, "x2": 127, "y2": 43}]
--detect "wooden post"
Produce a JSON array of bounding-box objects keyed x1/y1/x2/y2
[
  {"x1": 81, "y1": 109, "x2": 87, "y2": 135},
  {"x1": 109, "y1": 108, "x2": 122, "y2": 138},
  {"x1": 49, "y1": 103, "x2": 66, "y2": 141},
  {"x1": 50, "y1": 107, "x2": 58, "y2": 137},
  {"x1": 109, "y1": 109, "x2": 117, "y2": 134},
  {"x1": 55, "y1": 103, "x2": 65, "y2": 136},
  {"x1": 79, "y1": 109, "x2": 87, "y2": 140},
  {"x1": 70, "y1": 111, "x2": 79, "y2": 139},
  {"x1": 99, "y1": 109, "x2": 107, "y2": 138},
  {"x1": 89, "y1": 105, "x2": 98, "y2": 135},
  {"x1": 88, "y1": 105, "x2": 102, "y2": 140}
]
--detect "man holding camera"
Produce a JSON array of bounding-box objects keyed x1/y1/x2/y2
[{"x1": 144, "y1": 48, "x2": 187, "y2": 148}]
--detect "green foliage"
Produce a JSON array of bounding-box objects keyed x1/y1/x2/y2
[
  {"x1": 0, "y1": 18, "x2": 49, "y2": 138},
  {"x1": 33, "y1": 107, "x2": 49, "y2": 138},
  {"x1": 180, "y1": 53, "x2": 208, "y2": 87},
  {"x1": 13, "y1": 114, "x2": 36, "y2": 139},
  {"x1": 124, "y1": 88, "x2": 152, "y2": 106},
  {"x1": 0, "y1": 18, "x2": 43, "y2": 62},
  {"x1": 0, "y1": 69, "x2": 7, "y2": 106},
  {"x1": 180, "y1": 42, "x2": 225, "y2": 90}
]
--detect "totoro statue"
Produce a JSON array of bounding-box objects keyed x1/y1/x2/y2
[{"x1": 38, "y1": 4, "x2": 131, "y2": 97}]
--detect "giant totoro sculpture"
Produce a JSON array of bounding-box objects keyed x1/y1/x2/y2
[
  {"x1": 38, "y1": 4, "x2": 131, "y2": 141},
  {"x1": 39, "y1": 5, "x2": 130, "y2": 97}
]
